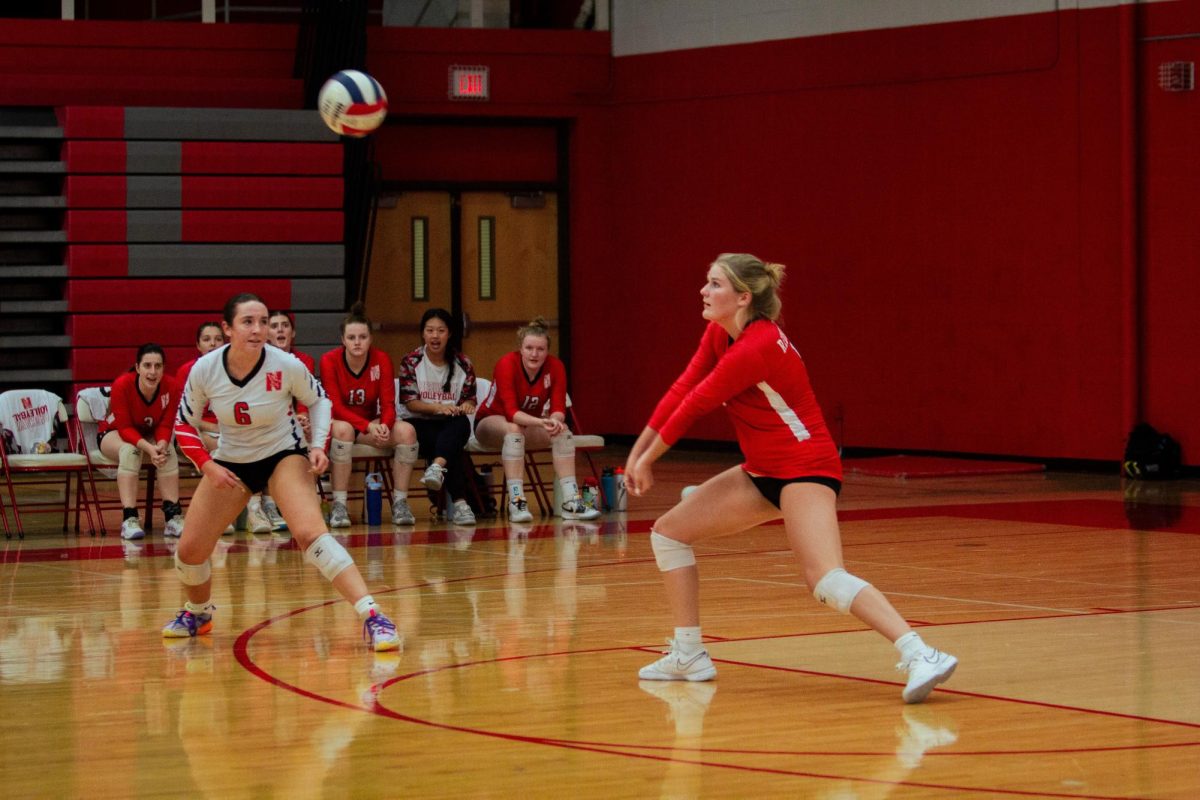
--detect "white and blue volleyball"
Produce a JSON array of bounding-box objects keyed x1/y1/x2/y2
[{"x1": 318, "y1": 70, "x2": 388, "y2": 137}]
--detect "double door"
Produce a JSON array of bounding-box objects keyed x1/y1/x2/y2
[{"x1": 365, "y1": 190, "x2": 560, "y2": 384}]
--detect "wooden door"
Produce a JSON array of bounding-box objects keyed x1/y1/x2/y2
[{"x1": 365, "y1": 190, "x2": 559, "y2": 382}]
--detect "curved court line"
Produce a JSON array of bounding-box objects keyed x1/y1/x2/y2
[{"x1": 233, "y1": 626, "x2": 1169, "y2": 800}]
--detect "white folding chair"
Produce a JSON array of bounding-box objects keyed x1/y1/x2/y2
[{"x1": 0, "y1": 389, "x2": 102, "y2": 539}]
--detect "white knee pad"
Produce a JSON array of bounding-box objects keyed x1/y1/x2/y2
[
  {"x1": 393, "y1": 443, "x2": 418, "y2": 466},
  {"x1": 117, "y1": 443, "x2": 144, "y2": 475},
  {"x1": 551, "y1": 431, "x2": 575, "y2": 459},
  {"x1": 329, "y1": 438, "x2": 353, "y2": 464},
  {"x1": 174, "y1": 552, "x2": 212, "y2": 586},
  {"x1": 650, "y1": 530, "x2": 696, "y2": 572},
  {"x1": 305, "y1": 533, "x2": 355, "y2": 582},
  {"x1": 501, "y1": 433, "x2": 525, "y2": 461},
  {"x1": 813, "y1": 568, "x2": 870, "y2": 614},
  {"x1": 158, "y1": 446, "x2": 180, "y2": 477}
]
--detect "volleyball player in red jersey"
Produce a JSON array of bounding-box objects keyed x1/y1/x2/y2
[
  {"x1": 319, "y1": 305, "x2": 420, "y2": 527},
  {"x1": 99, "y1": 343, "x2": 185, "y2": 540},
  {"x1": 259, "y1": 309, "x2": 318, "y2": 531},
  {"x1": 174, "y1": 321, "x2": 224, "y2": 453},
  {"x1": 626, "y1": 253, "x2": 957, "y2": 703},
  {"x1": 474, "y1": 316, "x2": 600, "y2": 522}
]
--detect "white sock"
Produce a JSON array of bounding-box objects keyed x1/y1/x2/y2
[
  {"x1": 333, "y1": 491, "x2": 348, "y2": 504},
  {"x1": 392, "y1": 489, "x2": 407, "y2": 503},
  {"x1": 185, "y1": 600, "x2": 215, "y2": 617},
  {"x1": 895, "y1": 631, "x2": 926, "y2": 662},
  {"x1": 354, "y1": 595, "x2": 377, "y2": 620},
  {"x1": 558, "y1": 476, "x2": 579, "y2": 499},
  {"x1": 674, "y1": 626, "x2": 703, "y2": 654},
  {"x1": 507, "y1": 479, "x2": 523, "y2": 501}
]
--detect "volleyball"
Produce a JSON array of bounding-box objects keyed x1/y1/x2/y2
[{"x1": 317, "y1": 70, "x2": 388, "y2": 137}]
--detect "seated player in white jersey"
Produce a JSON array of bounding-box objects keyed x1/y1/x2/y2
[
  {"x1": 625, "y1": 253, "x2": 958, "y2": 703},
  {"x1": 168, "y1": 292, "x2": 400, "y2": 651},
  {"x1": 98, "y1": 343, "x2": 185, "y2": 540},
  {"x1": 396, "y1": 308, "x2": 479, "y2": 526},
  {"x1": 473, "y1": 316, "x2": 600, "y2": 523}
]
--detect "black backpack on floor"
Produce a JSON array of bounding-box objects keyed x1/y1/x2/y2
[{"x1": 1122, "y1": 423, "x2": 1182, "y2": 480}]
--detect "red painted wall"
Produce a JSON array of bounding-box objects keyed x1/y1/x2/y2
[{"x1": 568, "y1": 5, "x2": 1165, "y2": 463}]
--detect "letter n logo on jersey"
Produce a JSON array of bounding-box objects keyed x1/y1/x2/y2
[
  {"x1": 20, "y1": 397, "x2": 32, "y2": 410},
  {"x1": 370, "y1": 364, "x2": 381, "y2": 382},
  {"x1": 265, "y1": 371, "x2": 283, "y2": 392}
]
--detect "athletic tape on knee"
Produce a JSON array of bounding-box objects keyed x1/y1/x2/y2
[
  {"x1": 501, "y1": 433, "x2": 525, "y2": 461},
  {"x1": 117, "y1": 443, "x2": 143, "y2": 475},
  {"x1": 174, "y1": 552, "x2": 212, "y2": 586},
  {"x1": 158, "y1": 446, "x2": 180, "y2": 477},
  {"x1": 650, "y1": 530, "x2": 696, "y2": 572},
  {"x1": 329, "y1": 438, "x2": 353, "y2": 464},
  {"x1": 393, "y1": 443, "x2": 418, "y2": 465},
  {"x1": 551, "y1": 431, "x2": 575, "y2": 459},
  {"x1": 813, "y1": 568, "x2": 870, "y2": 614},
  {"x1": 305, "y1": 533, "x2": 355, "y2": 582}
]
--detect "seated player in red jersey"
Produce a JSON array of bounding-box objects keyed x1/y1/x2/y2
[
  {"x1": 625, "y1": 253, "x2": 958, "y2": 704},
  {"x1": 99, "y1": 343, "x2": 185, "y2": 540},
  {"x1": 252, "y1": 308, "x2": 319, "y2": 532},
  {"x1": 174, "y1": 321, "x2": 224, "y2": 453},
  {"x1": 319, "y1": 304, "x2": 420, "y2": 527},
  {"x1": 474, "y1": 316, "x2": 600, "y2": 523}
]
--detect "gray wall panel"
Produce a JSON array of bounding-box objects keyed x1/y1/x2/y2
[
  {"x1": 127, "y1": 176, "x2": 182, "y2": 208},
  {"x1": 127, "y1": 244, "x2": 344, "y2": 276},
  {"x1": 126, "y1": 210, "x2": 181, "y2": 242},
  {"x1": 291, "y1": 313, "x2": 344, "y2": 346},
  {"x1": 290, "y1": 279, "x2": 345, "y2": 310},
  {"x1": 126, "y1": 142, "x2": 181, "y2": 173},
  {"x1": 124, "y1": 108, "x2": 338, "y2": 142}
]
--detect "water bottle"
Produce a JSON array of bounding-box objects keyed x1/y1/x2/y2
[
  {"x1": 600, "y1": 467, "x2": 616, "y2": 512},
  {"x1": 365, "y1": 472, "x2": 383, "y2": 526},
  {"x1": 614, "y1": 467, "x2": 627, "y2": 511},
  {"x1": 582, "y1": 477, "x2": 600, "y2": 511}
]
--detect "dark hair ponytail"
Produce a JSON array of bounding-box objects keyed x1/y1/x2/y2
[{"x1": 132, "y1": 342, "x2": 165, "y2": 372}]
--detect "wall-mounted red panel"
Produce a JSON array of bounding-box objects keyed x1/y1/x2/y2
[
  {"x1": 180, "y1": 211, "x2": 343, "y2": 242},
  {"x1": 180, "y1": 142, "x2": 343, "y2": 175},
  {"x1": 67, "y1": 246, "x2": 129, "y2": 277}
]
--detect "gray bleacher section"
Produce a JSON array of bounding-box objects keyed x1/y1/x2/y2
[
  {"x1": 123, "y1": 107, "x2": 339, "y2": 142},
  {"x1": 126, "y1": 244, "x2": 343, "y2": 276}
]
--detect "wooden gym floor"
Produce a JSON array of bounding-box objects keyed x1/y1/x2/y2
[{"x1": 1, "y1": 447, "x2": 1197, "y2": 799}]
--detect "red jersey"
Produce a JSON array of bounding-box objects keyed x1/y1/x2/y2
[
  {"x1": 318, "y1": 346, "x2": 396, "y2": 434},
  {"x1": 285, "y1": 349, "x2": 316, "y2": 416},
  {"x1": 102, "y1": 371, "x2": 179, "y2": 446},
  {"x1": 647, "y1": 320, "x2": 841, "y2": 480},
  {"x1": 175, "y1": 357, "x2": 217, "y2": 423},
  {"x1": 477, "y1": 351, "x2": 567, "y2": 422}
]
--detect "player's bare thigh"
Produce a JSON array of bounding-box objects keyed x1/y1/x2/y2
[
  {"x1": 778, "y1": 482, "x2": 845, "y2": 587},
  {"x1": 653, "y1": 464, "x2": 779, "y2": 545},
  {"x1": 177, "y1": 476, "x2": 247, "y2": 563},
  {"x1": 267, "y1": 455, "x2": 328, "y2": 548},
  {"x1": 474, "y1": 414, "x2": 553, "y2": 450}
]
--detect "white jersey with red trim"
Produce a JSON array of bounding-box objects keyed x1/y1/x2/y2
[{"x1": 176, "y1": 344, "x2": 330, "y2": 468}]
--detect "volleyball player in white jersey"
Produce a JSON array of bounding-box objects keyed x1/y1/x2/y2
[{"x1": 166, "y1": 293, "x2": 400, "y2": 651}]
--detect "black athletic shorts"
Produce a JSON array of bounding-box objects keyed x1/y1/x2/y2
[
  {"x1": 749, "y1": 474, "x2": 842, "y2": 509},
  {"x1": 215, "y1": 448, "x2": 307, "y2": 495}
]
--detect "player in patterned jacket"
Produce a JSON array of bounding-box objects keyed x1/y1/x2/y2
[
  {"x1": 166, "y1": 293, "x2": 401, "y2": 652},
  {"x1": 625, "y1": 253, "x2": 958, "y2": 704},
  {"x1": 99, "y1": 343, "x2": 185, "y2": 540}
]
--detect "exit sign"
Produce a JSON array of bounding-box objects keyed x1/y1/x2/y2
[{"x1": 449, "y1": 65, "x2": 489, "y2": 100}]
